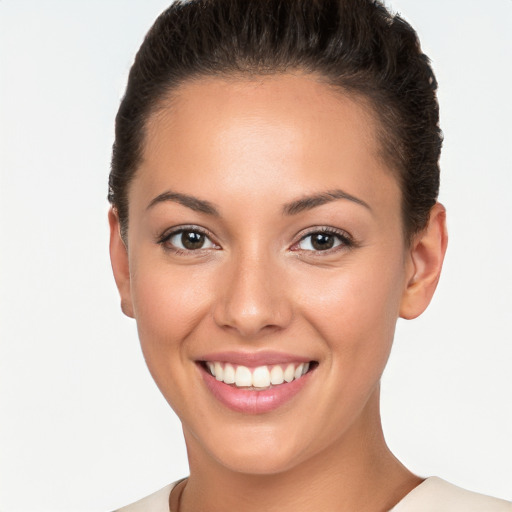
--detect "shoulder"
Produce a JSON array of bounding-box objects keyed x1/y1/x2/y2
[
  {"x1": 390, "y1": 477, "x2": 512, "y2": 512},
  {"x1": 112, "y1": 480, "x2": 182, "y2": 512}
]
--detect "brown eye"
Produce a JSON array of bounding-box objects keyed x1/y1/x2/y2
[
  {"x1": 296, "y1": 230, "x2": 352, "y2": 252},
  {"x1": 311, "y1": 233, "x2": 335, "y2": 250},
  {"x1": 164, "y1": 228, "x2": 217, "y2": 252},
  {"x1": 181, "y1": 231, "x2": 206, "y2": 249}
]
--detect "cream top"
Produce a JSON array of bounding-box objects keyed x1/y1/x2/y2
[{"x1": 114, "y1": 476, "x2": 512, "y2": 512}]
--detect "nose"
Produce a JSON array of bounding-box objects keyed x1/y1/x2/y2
[{"x1": 213, "y1": 250, "x2": 293, "y2": 339}]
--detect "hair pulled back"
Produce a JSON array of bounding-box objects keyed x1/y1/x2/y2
[{"x1": 109, "y1": 0, "x2": 442, "y2": 242}]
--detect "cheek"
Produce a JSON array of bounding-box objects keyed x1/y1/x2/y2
[
  {"x1": 130, "y1": 259, "x2": 214, "y2": 366},
  {"x1": 296, "y1": 252, "x2": 405, "y2": 365}
]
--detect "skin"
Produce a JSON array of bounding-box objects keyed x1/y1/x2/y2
[{"x1": 109, "y1": 74, "x2": 448, "y2": 512}]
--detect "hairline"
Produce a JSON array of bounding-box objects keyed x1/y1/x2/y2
[{"x1": 121, "y1": 70, "x2": 412, "y2": 246}]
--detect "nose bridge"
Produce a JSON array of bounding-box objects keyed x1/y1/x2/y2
[{"x1": 214, "y1": 242, "x2": 291, "y2": 338}]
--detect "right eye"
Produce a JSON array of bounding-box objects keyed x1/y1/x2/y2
[{"x1": 160, "y1": 228, "x2": 218, "y2": 252}]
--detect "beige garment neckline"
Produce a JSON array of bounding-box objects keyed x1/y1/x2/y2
[{"x1": 115, "y1": 476, "x2": 511, "y2": 512}]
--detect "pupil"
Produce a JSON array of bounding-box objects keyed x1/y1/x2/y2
[
  {"x1": 182, "y1": 231, "x2": 205, "y2": 250},
  {"x1": 312, "y1": 233, "x2": 334, "y2": 250}
]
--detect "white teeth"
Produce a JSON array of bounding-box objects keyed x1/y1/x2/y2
[
  {"x1": 235, "y1": 365, "x2": 252, "y2": 387},
  {"x1": 270, "y1": 365, "x2": 284, "y2": 385},
  {"x1": 252, "y1": 366, "x2": 270, "y2": 388},
  {"x1": 284, "y1": 364, "x2": 295, "y2": 383},
  {"x1": 206, "y1": 361, "x2": 312, "y2": 388},
  {"x1": 223, "y1": 363, "x2": 236, "y2": 384},
  {"x1": 214, "y1": 362, "x2": 224, "y2": 382}
]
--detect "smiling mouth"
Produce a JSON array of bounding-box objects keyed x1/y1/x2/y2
[{"x1": 200, "y1": 361, "x2": 318, "y2": 390}]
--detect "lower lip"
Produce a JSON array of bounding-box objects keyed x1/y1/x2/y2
[{"x1": 199, "y1": 364, "x2": 314, "y2": 414}]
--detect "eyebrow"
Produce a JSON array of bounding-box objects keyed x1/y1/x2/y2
[
  {"x1": 146, "y1": 191, "x2": 220, "y2": 216},
  {"x1": 282, "y1": 189, "x2": 371, "y2": 215},
  {"x1": 146, "y1": 188, "x2": 371, "y2": 217}
]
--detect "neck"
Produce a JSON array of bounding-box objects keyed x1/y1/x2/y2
[{"x1": 177, "y1": 387, "x2": 422, "y2": 512}]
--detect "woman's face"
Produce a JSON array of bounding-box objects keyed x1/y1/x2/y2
[{"x1": 116, "y1": 74, "x2": 416, "y2": 474}]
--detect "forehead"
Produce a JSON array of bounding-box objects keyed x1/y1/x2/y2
[
  {"x1": 135, "y1": 73, "x2": 399, "y2": 216},
  {"x1": 145, "y1": 73, "x2": 379, "y2": 161}
]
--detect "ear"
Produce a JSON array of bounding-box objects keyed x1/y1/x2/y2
[
  {"x1": 108, "y1": 208, "x2": 134, "y2": 318},
  {"x1": 400, "y1": 202, "x2": 448, "y2": 320}
]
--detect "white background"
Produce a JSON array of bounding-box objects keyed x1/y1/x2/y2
[{"x1": 0, "y1": 1, "x2": 510, "y2": 511}]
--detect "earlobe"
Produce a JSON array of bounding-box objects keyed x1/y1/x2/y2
[
  {"x1": 108, "y1": 208, "x2": 135, "y2": 318},
  {"x1": 399, "y1": 203, "x2": 448, "y2": 320}
]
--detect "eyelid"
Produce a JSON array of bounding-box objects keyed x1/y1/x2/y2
[
  {"x1": 157, "y1": 224, "x2": 220, "y2": 251},
  {"x1": 290, "y1": 226, "x2": 354, "y2": 252}
]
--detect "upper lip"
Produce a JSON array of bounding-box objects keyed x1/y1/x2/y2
[{"x1": 197, "y1": 350, "x2": 313, "y2": 367}]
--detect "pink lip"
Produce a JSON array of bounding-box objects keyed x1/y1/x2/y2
[
  {"x1": 198, "y1": 361, "x2": 315, "y2": 414},
  {"x1": 198, "y1": 350, "x2": 312, "y2": 367}
]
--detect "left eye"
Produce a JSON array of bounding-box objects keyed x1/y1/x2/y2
[
  {"x1": 296, "y1": 231, "x2": 348, "y2": 251},
  {"x1": 166, "y1": 230, "x2": 217, "y2": 251}
]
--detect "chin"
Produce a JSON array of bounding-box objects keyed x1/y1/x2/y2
[
  {"x1": 185, "y1": 420, "x2": 315, "y2": 476},
  {"x1": 213, "y1": 447, "x2": 302, "y2": 476}
]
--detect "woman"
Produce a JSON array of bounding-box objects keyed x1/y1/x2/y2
[{"x1": 107, "y1": 0, "x2": 511, "y2": 510}]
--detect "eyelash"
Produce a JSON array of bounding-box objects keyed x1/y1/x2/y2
[
  {"x1": 157, "y1": 225, "x2": 219, "y2": 255},
  {"x1": 157, "y1": 226, "x2": 355, "y2": 255},
  {"x1": 292, "y1": 227, "x2": 355, "y2": 254}
]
